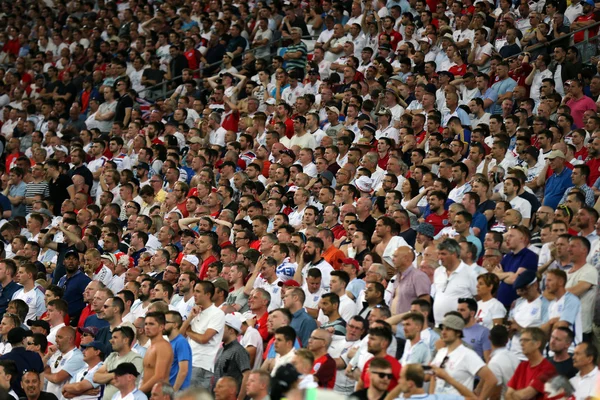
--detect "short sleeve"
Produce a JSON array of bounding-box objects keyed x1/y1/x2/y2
[
  {"x1": 414, "y1": 271, "x2": 432, "y2": 298},
  {"x1": 466, "y1": 349, "x2": 486, "y2": 377},
  {"x1": 560, "y1": 294, "x2": 581, "y2": 325},
  {"x1": 491, "y1": 302, "x2": 507, "y2": 320},
  {"x1": 207, "y1": 309, "x2": 226, "y2": 332},
  {"x1": 63, "y1": 354, "x2": 86, "y2": 376},
  {"x1": 579, "y1": 266, "x2": 599, "y2": 285},
  {"x1": 507, "y1": 362, "x2": 524, "y2": 389},
  {"x1": 174, "y1": 338, "x2": 192, "y2": 363}
]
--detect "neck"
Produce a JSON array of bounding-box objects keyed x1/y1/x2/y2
[
  {"x1": 579, "y1": 363, "x2": 595, "y2": 376},
  {"x1": 447, "y1": 339, "x2": 462, "y2": 352},
  {"x1": 527, "y1": 351, "x2": 544, "y2": 366},
  {"x1": 552, "y1": 349, "x2": 570, "y2": 362},
  {"x1": 328, "y1": 311, "x2": 341, "y2": 322},
  {"x1": 367, "y1": 385, "x2": 386, "y2": 398}
]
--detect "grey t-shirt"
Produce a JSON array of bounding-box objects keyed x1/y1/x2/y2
[{"x1": 101, "y1": 351, "x2": 144, "y2": 400}]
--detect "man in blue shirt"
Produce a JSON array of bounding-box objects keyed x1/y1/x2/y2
[
  {"x1": 3, "y1": 167, "x2": 27, "y2": 218},
  {"x1": 457, "y1": 298, "x2": 492, "y2": 361},
  {"x1": 494, "y1": 226, "x2": 539, "y2": 308},
  {"x1": 0, "y1": 327, "x2": 44, "y2": 397},
  {"x1": 462, "y1": 192, "x2": 488, "y2": 245},
  {"x1": 284, "y1": 287, "x2": 317, "y2": 347},
  {"x1": 0, "y1": 259, "x2": 21, "y2": 319},
  {"x1": 544, "y1": 150, "x2": 574, "y2": 209},
  {"x1": 490, "y1": 62, "x2": 517, "y2": 115},
  {"x1": 57, "y1": 251, "x2": 91, "y2": 323},
  {"x1": 165, "y1": 311, "x2": 192, "y2": 390}
]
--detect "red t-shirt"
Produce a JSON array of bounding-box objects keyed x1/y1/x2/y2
[
  {"x1": 574, "y1": 146, "x2": 589, "y2": 162},
  {"x1": 255, "y1": 311, "x2": 269, "y2": 341},
  {"x1": 360, "y1": 355, "x2": 402, "y2": 391},
  {"x1": 507, "y1": 358, "x2": 556, "y2": 398},
  {"x1": 574, "y1": 13, "x2": 599, "y2": 43},
  {"x1": 198, "y1": 255, "x2": 217, "y2": 280},
  {"x1": 312, "y1": 354, "x2": 337, "y2": 389},
  {"x1": 425, "y1": 210, "x2": 451, "y2": 235},
  {"x1": 378, "y1": 152, "x2": 390, "y2": 170},
  {"x1": 449, "y1": 64, "x2": 467, "y2": 77},
  {"x1": 587, "y1": 157, "x2": 600, "y2": 186}
]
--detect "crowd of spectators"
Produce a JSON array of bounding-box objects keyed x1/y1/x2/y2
[{"x1": 0, "y1": 0, "x2": 599, "y2": 399}]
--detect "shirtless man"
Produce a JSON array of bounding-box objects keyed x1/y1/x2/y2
[
  {"x1": 374, "y1": 216, "x2": 407, "y2": 277},
  {"x1": 138, "y1": 311, "x2": 174, "y2": 395}
]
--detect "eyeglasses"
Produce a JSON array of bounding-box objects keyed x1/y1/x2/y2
[
  {"x1": 558, "y1": 205, "x2": 571, "y2": 217},
  {"x1": 26, "y1": 341, "x2": 35, "y2": 346},
  {"x1": 308, "y1": 336, "x2": 325, "y2": 341},
  {"x1": 54, "y1": 355, "x2": 63, "y2": 369},
  {"x1": 82, "y1": 333, "x2": 94, "y2": 337},
  {"x1": 371, "y1": 371, "x2": 394, "y2": 379}
]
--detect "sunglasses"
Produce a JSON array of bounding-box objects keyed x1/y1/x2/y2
[{"x1": 371, "y1": 371, "x2": 394, "y2": 379}]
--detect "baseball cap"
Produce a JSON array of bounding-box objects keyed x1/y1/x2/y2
[
  {"x1": 326, "y1": 106, "x2": 340, "y2": 115},
  {"x1": 281, "y1": 279, "x2": 300, "y2": 287},
  {"x1": 514, "y1": 269, "x2": 538, "y2": 290},
  {"x1": 110, "y1": 363, "x2": 140, "y2": 377},
  {"x1": 189, "y1": 137, "x2": 203, "y2": 144},
  {"x1": 64, "y1": 250, "x2": 79, "y2": 259},
  {"x1": 211, "y1": 278, "x2": 229, "y2": 293},
  {"x1": 28, "y1": 320, "x2": 50, "y2": 332},
  {"x1": 78, "y1": 326, "x2": 99, "y2": 337},
  {"x1": 320, "y1": 170, "x2": 335, "y2": 185},
  {"x1": 81, "y1": 341, "x2": 107, "y2": 355},
  {"x1": 182, "y1": 255, "x2": 199, "y2": 267},
  {"x1": 545, "y1": 150, "x2": 566, "y2": 160},
  {"x1": 7, "y1": 327, "x2": 27, "y2": 345},
  {"x1": 355, "y1": 176, "x2": 373, "y2": 193},
  {"x1": 376, "y1": 108, "x2": 392, "y2": 117},
  {"x1": 342, "y1": 258, "x2": 359, "y2": 272},
  {"x1": 224, "y1": 314, "x2": 242, "y2": 333}
]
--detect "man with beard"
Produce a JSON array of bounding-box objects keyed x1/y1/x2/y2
[
  {"x1": 130, "y1": 279, "x2": 154, "y2": 320},
  {"x1": 172, "y1": 272, "x2": 199, "y2": 320},
  {"x1": 294, "y1": 237, "x2": 334, "y2": 291},
  {"x1": 164, "y1": 311, "x2": 192, "y2": 391},
  {"x1": 56, "y1": 251, "x2": 91, "y2": 323}
]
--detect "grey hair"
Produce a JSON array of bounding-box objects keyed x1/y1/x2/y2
[
  {"x1": 436, "y1": 238, "x2": 461, "y2": 256},
  {"x1": 369, "y1": 263, "x2": 388, "y2": 278},
  {"x1": 545, "y1": 375, "x2": 574, "y2": 397},
  {"x1": 156, "y1": 382, "x2": 175, "y2": 400},
  {"x1": 209, "y1": 112, "x2": 222, "y2": 124}
]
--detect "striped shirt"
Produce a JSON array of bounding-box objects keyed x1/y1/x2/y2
[
  {"x1": 285, "y1": 41, "x2": 308, "y2": 72},
  {"x1": 25, "y1": 181, "x2": 49, "y2": 214}
]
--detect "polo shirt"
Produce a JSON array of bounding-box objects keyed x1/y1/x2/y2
[
  {"x1": 432, "y1": 262, "x2": 477, "y2": 325},
  {"x1": 213, "y1": 340, "x2": 251, "y2": 384},
  {"x1": 544, "y1": 167, "x2": 573, "y2": 209},
  {"x1": 401, "y1": 339, "x2": 431, "y2": 365},
  {"x1": 290, "y1": 308, "x2": 317, "y2": 347},
  {"x1": 570, "y1": 366, "x2": 598, "y2": 400},
  {"x1": 392, "y1": 267, "x2": 431, "y2": 314},
  {"x1": 497, "y1": 248, "x2": 538, "y2": 308}
]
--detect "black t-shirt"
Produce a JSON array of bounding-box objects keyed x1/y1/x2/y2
[
  {"x1": 68, "y1": 165, "x2": 93, "y2": 193},
  {"x1": 361, "y1": 215, "x2": 377, "y2": 238},
  {"x1": 48, "y1": 173, "x2": 71, "y2": 215},
  {"x1": 399, "y1": 228, "x2": 417, "y2": 248},
  {"x1": 142, "y1": 68, "x2": 166, "y2": 89},
  {"x1": 547, "y1": 356, "x2": 578, "y2": 379},
  {"x1": 19, "y1": 392, "x2": 58, "y2": 400},
  {"x1": 114, "y1": 94, "x2": 133, "y2": 124},
  {"x1": 350, "y1": 388, "x2": 387, "y2": 400}
]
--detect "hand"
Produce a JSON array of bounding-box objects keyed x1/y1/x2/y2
[
  {"x1": 246, "y1": 315, "x2": 257, "y2": 327},
  {"x1": 431, "y1": 366, "x2": 451, "y2": 381},
  {"x1": 485, "y1": 154, "x2": 493, "y2": 162},
  {"x1": 347, "y1": 346, "x2": 358, "y2": 359},
  {"x1": 189, "y1": 306, "x2": 201, "y2": 319}
]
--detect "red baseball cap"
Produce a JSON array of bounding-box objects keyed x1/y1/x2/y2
[{"x1": 342, "y1": 258, "x2": 360, "y2": 272}]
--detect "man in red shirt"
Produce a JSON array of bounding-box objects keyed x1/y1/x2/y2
[
  {"x1": 506, "y1": 327, "x2": 557, "y2": 399},
  {"x1": 425, "y1": 191, "x2": 451, "y2": 235},
  {"x1": 196, "y1": 232, "x2": 218, "y2": 280},
  {"x1": 357, "y1": 327, "x2": 401, "y2": 391},
  {"x1": 572, "y1": 0, "x2": 599, "y2": 43},
  {"x1": 587, "y1": 137, "x2": 600, "y2": 186},
  {"x1": 247, "y1": 288, "x2": 270, "y2": 342},
  {"x1": 379, "y1": 16, "x2": 402, "y2": 50},
  {"x1": 308, "y1": 328, "x2": 337, "y2": 389}
]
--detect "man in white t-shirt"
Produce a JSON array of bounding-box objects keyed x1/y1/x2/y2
[
  {"x1": 430, "y1": 313, "x2": 497, "y2": 397},
  {"x1": 180, "y1": 281, "x2": 225, "y2": 389},
  {"x1": 44, "y1": 326, "x2": 87, "y2": 399},
  {"x1": 11, "y1": 263, "x2": 45, "y2": 324}
]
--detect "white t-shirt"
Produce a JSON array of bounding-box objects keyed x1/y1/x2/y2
[
  {"x1": 241, "y1": 326, "x2": 264, "y2": 370},
  {"x1": 187, "y1": 304, "x2": 225, "y2": 371},
  {"x1": 431, "y1": 344, "x2": 485, "y2": 395},
  {"x1": 253, "y1": 277, "x2": 283, "y2": 312},
  {"x1": 12, "y1": 286, "x2": 46, "y2": 323},
  {"x1": 46, "y1": 348, "x2": 86, "y2": 399},
  {"x1": 508, "y1": 296, "x2": 548, "y2": 360},
  {"x1": 566, "y1": 264, "x2": 598, "y2": 334},
  {"x1": 488, "y1": 347, "x2": 520, "y2": 399},
  {"x1": 432, "y1": 263, "x2": 478, "y2": 325},
  {"x1": 509, "y1": 195, "x2": 532, "y2": 220},
  {"x1": 475, "y1": 298, "x2": 507, "y2": 330}
]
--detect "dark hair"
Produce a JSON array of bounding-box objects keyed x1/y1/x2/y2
[{"x1": 274, "y1": 326, "x2": 297, "y2": 343}]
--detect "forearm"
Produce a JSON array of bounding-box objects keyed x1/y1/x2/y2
[{"x1": 173, "y1": 363, "x2": 189, "y2": 391}]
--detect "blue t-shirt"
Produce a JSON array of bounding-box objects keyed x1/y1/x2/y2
[
  {"x1": 84, "y1": 314, "x2": 109, "y2": 330},
  {"x1": 490, "y1": 78, "x2": 517, "y2": 114},
  {"x1": 58, "y1": 270, "x2": 91, "y2": 320},
  {"x1": 462, "y1": 323, "x2": 491, "y2": 360},
  {"x1": 471, "y1": 212, "x2": 488, "y2": 245},
  {"x1": 169, "y1": 334, "x2": 192, "y2": 390},
  {"x1": 497, "y1": 248, "x2": 539, "y2": 308},
  {"x1": 8, "y1": 181, "x2": 26, "y2": 218}
]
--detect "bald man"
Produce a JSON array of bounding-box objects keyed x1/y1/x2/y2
[
  {"x1": 391, "y1": 247, "x2": 432, "y2": 315},
  {"x1": 214, "y1": 376, "x2": 238, "y2": 400},
  {"x1": 43, "y1": 326, "x2": 86, "y2": 399}
]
